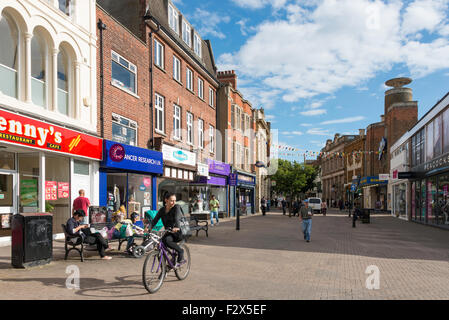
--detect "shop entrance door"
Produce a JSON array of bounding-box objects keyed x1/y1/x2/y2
[{"x1": 0, "y1": 171, "x2": 17, "y2": 237}]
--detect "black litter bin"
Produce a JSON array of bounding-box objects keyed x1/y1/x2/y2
[
  {"x1": 361, "y1": 209, "x2": 371, "y2": 224},
  {"x1": 11, "y1": 213, "x2": 53, "y2": 268}
]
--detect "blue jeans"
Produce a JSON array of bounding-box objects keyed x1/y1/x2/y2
[
  {"x1": 210, "y1": 211, "x2": 219, "y2": 225},
  {"x1": 302, "y1": 219, "x2": 312, "y2": 241}
]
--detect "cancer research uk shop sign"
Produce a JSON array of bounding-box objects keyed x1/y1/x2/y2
[
  {"x1": 102, "y1": 140, "x2": 163, "y2": 174},
  {"x1": 0, "y1": 108, "x2": 102, "y2": 160}
]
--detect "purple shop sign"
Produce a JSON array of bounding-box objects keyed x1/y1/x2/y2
[
  {"x1": 207, "y1": 159, "x2": 231, "y2": 176},
  {"x1": 197, "y1": 176, "x2": 227, "y2": 186}
]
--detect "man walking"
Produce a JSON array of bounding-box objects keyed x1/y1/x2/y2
[
  {"x1": 299, "y1": 201, "x2": 313, "y2": 242},
  {"x1": 282, "y1": 198, "x2": 287, "y2": 215},
  {"x1": 209, "y1": 195, "x2": 220, "y2": 226},
  {"x1": 261, "y1": 196, "x2": 267, "y2": 216},
  {"x1": 73, "y1": 189, "x2": 91, "y2": 221}
]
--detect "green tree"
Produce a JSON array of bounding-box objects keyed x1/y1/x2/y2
[{"x1": 271, "y1": 159, "x2": 317, "y2": 204}]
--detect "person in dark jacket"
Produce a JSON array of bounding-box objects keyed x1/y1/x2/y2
[
  {"x1": 282, "y1": 199, "x2": 287, "y2": 215},
  {"x1": 150, "y1": 193, "x2": 185, "y2": 267},
  {"x1": 66, "y1": 210, "x2": 111, "y2": 260}
]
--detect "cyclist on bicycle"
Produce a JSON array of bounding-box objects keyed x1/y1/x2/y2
[{"x1": 150, "y1": 192, "x2": 186, "y2": 267}]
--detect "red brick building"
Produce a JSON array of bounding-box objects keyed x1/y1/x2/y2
[
  {"x1": 361, "y1": 78, "x2": 418, "y2": 210},
  {"x1": 217, "y1": 70, "x2": 257, "y2": 216},
  {"x1": 97, "y1": 0, "x2": 223, "y2": 216}
]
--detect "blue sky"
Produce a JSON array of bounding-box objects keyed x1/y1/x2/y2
[{"x1": 174, "y1": 0, "x2": 449, "y2": 161}]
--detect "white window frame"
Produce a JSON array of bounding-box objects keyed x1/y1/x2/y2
[
  {"x1": 186, "y1": 68, "x2": 193, "y2": 91},
  {"x1": 173, "y1": 55, "x2": 181, "y2": 82},
  {"x1": 173, "y1": 104, "x2": 181, "y2": 140},
  {"x1": 155, "y1": 93, "x2": 165, "y2": 134},
  {"x1": 111, "y1": 113, "x2": 138, "y2": 146},
  {"x1": 209, "y1": 125, "x2": 214, "y2": 153},
  {"x1": 194, "y1": 33, "x2": 202, "y2": 58},
  {"x1": 198, "y1": 119, "x2": 204, "y2": 149},
  {"x1": 168, "y1": 4, "x2": 179, "y2": 34},
  {"x1": 154, "y1": 38, "x2": 164, "y2": 69},
  {"x1": 198, "y1": 77, "x2": 204, "y2": 99},
  {"x1": 209, "y1": 87, "x2": 214, "y2": 107},
  {"x1": 236, "y1": 142, "x2": 242, "y2": 167},
  {"x1": 111, "y1": 50, "x2": 137, "y2": 95},
  {"x1": 187, "y1": 112, "x2": 193, "y2": 145},
  {"x1": 182, "y1": 20, "x2": 191, "y2": 47}
]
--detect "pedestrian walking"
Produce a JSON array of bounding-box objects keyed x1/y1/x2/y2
[
  {"x1": 291, "y1": 200, "x2": 299, "y2": 218},
  {"x1": 261, "y1": 196, "x2": 267, "y2": 216},
  {"x1": 353, "y1": 207, "x2": 362, "y2": 228},
  {"x1": 299, "y1": 202, "x2": 313, "y2": 242},
  {"x1": 321, "y1": 201, "x2": 327, "y2": 216},
  {"x1": 73, "y1": 189, "x2": 91, "y2": 222},
  {"x1": 209, "y1": 195, "x2": 220, "y2": 226},
  {"x1": 282, "y1": 198, "x2": 287, "y2": 215}
]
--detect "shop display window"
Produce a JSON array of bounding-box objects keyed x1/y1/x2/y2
[
  {"x1": 437, "y1": 174, "x2": 449, "y2": 226},
  {"x1": 427, "y1": 178, "x2": 437, "y2": 225},
  {"x1": 19, "y1": 153, "x2": 39, "y2": 214},
  {"x1": 45, "y1": 155, "x2": 70, "y2": 234}
]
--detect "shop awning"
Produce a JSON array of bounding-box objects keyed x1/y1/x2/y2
[{"x1": 359, "y1": 176, "x2": 388, "y2": 187}]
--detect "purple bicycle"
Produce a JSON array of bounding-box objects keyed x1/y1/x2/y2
[{"x1": 142, "y1": 229, "x2": 191, "y2": 294}]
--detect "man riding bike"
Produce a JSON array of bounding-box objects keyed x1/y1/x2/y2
[{"x1": 150, "y1": 192, "x2": 186, "y2": 268}]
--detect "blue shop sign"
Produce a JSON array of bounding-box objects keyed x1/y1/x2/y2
[
  {"x1": 237, "y1": 174, "x2": 256, "y2": 185},
  {"x1": 101, "y1": 140, "x2": 163, "y2": 174}
]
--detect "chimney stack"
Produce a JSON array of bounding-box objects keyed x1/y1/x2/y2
[{"x1": 217, "y1": 70, "x2": 237, "y2": 89}]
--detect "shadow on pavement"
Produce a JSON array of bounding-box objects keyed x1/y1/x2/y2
[{"x1": 185, "y1": 209, "x2": 449, "y2": 262}]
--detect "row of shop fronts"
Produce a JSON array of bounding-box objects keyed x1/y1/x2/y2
[{"x1": 0, "y1": 106, "x2": 256, "y2": 243}]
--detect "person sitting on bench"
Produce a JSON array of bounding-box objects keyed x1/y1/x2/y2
[
  {"x1": 66, "y1": 210, "x2": 112, "y2": 260},
  {"x1": 112, "y1": 212, "x2": 145, "y2": 254}
]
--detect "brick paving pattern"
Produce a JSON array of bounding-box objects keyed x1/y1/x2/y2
[{"x1": 0, "y1": 209, "x2": 449, "y2": 299}]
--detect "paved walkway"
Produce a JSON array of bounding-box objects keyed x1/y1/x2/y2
[{"x1": 1, "y1": 209, "x2": 449, "y2": 299}]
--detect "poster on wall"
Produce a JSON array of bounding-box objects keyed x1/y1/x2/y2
[
  {"x1": 144, "y1": 192, "x2": 151, "y2": 206},
  {"x1": 1, "y1": 214, "x2": 10, "y2": 229},
  {"x1": 45, "y1": 181, "x2": 58, "y2": 201},
  {"x1": 20, "y1": 179, "x2": 38, "y2": 207},
  {"x1": 58, "y1": 182, "x2": 70, "y2": 199}
]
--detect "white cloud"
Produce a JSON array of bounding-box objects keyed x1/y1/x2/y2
[
  {"x1": 307, "y1": 128, "x2": 333, "y2": 136},
  {"x1": 190, "y1": 9, "x2": 230, "y2": 39},
  {"x1": 300, "y1": 109, "x2": 327, "y2": 116},
  {"x1": 231, "y1": 0, "x2": 289, "y2": 10},
  {"x1": 218, "y1": 0, "x2": 449, "y2": 107},
  {"x1": 320, "y1": 116, "x2": 365, "y2": 125},
  {"x1": 281, "y1": 131, "x2": 303, "y2": 135},
  {"x1": 300, "y1": 123, "x2": 313, "y2": 127},
  {"x1": 401, "y1": 0, "x2": 449, "y2": 36}
]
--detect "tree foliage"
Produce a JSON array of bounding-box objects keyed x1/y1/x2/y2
[{"x1": 271, "y1": 159, "x2": 318, "y2": 199}]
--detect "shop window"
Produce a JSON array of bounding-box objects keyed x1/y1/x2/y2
[
  {"x1": 31, "y1": 32, "x2": 47, "y2": 108},
  {"x1": 45, "y1": 156, "x2": 70, "y2": 234},
  {"x1": 18, "y1": 153, "x2": 40, "y2": 214},
  {"x1": 107, "y1": 173, "x2": 127, "y2": 215},
  {"x1": 443, "y1": 109, "x2": 449, "y2": 154},
  {"x1": 112, "y1": 114, "x2": 137, "y2": 146},
  {"x1": 0, "y1": 12, "x2": 18, "y2": 98},
  {"x1": 437, "y1": 174, "x2": 449, "y2": 226},
  {"x1": 57, "y1": 47, "x2": 69, "y2": 115},
  {"x1": 427, "y1": 177, "x2": 437, "y2": 225},
  {"x1": 434, "y1": 115, "x2": 442, "y2": 157},
  {"x1": 426, "y1": 121, "x2": 434, "y2": 162},
  {"x1": 0, "y1": 151, "x2": 15, "y2": 170},
  {"x1": 111, "y1": 51, "x2": 137, "y2": 94},
  {"x1": 128, "y1": 174, "x2": 152, "y2": 215}
]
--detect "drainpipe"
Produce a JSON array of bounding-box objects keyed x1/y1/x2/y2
[
  {"x1": 97, "y1": 19, "x2": 107, "y2": 138},
  {"x1": 144, "y1": 15, "x2": 160, "y2": 149}
]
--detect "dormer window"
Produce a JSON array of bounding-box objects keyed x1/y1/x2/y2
[
  {"x1": 168, "y1": 4, "x2": 179, "y2": 34},
  {"x1": 194, "y1": 33, "x2": 201, "y2": 58},
  {"x1": 182, "y1": 20, "x2": 191, "y2": 47}
]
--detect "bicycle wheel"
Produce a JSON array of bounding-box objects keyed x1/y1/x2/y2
[
  {"x1": 142, "y1": 250, "x2": 166, "y2": 293},
  {"x1": 174, "y1": 244, "x2": 191, "y2": 280}
]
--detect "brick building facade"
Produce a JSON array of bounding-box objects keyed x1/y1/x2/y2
[{"x1": 217, "y1": 70, "x2": 257, "y2": 216}]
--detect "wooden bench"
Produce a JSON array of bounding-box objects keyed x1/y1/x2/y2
[
  {"x1": 188, "y1": 215, "x2": 208, "y2": 237},
  {"x1": 62, "y1": 224, "x2": 129, "y2": 261}
]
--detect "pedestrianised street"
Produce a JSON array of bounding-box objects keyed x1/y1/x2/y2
[{"x1": 1, "y1": 209, "x2": 449, "y2": 300}]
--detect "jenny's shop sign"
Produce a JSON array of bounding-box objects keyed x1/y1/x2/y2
[{"x1": 0, "y1": 108, "x2": 102, "y2": 160}]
